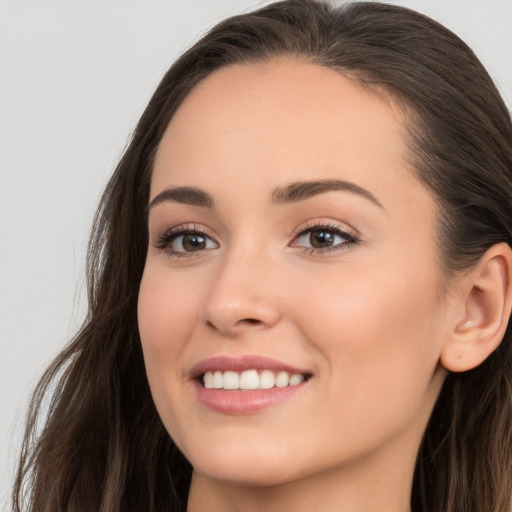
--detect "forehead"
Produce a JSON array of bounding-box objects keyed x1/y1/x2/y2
[{"x1": 152, "y1": 58, "x2": 431, "y2": 219}]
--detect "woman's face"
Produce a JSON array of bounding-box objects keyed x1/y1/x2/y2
[{"x1": 138, "y1": 59, "x2": 452, "y2": 487}]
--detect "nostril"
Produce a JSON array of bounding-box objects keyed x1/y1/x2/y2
[
  {"x1": 203, "y1": 315, "x2": 275, "y2": 335},
  {"x1": 206, "y1": 320, "x2": 217, "y2": 330},
  {"x1": 205, "y1": 318, "x2": 261, "y2": 330},
  {"x1": 235, "y1": 318, "x2": 266, "y2": 328}
]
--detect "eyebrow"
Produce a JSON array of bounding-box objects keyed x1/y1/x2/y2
[
  {"x1": 271, "y1": 179, "x2": 384, "y2": 209},
  {"x1": 148, "y1": 186, "x2": 214, "y2": 210},
  {"x1": 148, "y1": 179, "x2": 383, "y2": 211}
]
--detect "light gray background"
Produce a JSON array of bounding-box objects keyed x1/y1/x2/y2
[{"x1": 1, "y1": 0, "x2": 512, "y2": 507}]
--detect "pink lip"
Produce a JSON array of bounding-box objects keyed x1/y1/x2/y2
[
  {"x1": 189, "y1": 355, "x2": 312, "y2": 415},
  {"x1": 189, "y1": 354, "x2": 309, "y2": 378}
]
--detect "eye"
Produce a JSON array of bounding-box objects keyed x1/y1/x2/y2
[
  {"x1": 155, "y1": 226, "x2": 219, "y2": 257},
  {"x1": 291, "y1": 223, "x2": 357, "y2": 253},
  {"x1": 172, "y1": 232, "x2": 217, "y2": 252}
]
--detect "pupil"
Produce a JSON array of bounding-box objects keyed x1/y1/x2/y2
[
  {"x1": 183, "y1": 234, "x2": 206, "y2": 251},
  {"x1": 310, "y1": 229, "x2": 334, "y2": 248}
]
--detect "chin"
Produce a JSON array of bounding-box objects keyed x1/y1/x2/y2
[
  {"x1": 180, "y1": 432, "x2": 305, "y2": 487},
  {"x1": 194, "y1": 459, "x2": 299, "y2": 488}
]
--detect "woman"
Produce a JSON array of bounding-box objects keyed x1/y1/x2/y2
[{"x1": 12, "y1": 1, "x2": 512, "y2": 511}]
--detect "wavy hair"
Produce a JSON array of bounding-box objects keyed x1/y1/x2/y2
[{"x1": 13, "y1": 1, "x2": 512, "y2": 511}]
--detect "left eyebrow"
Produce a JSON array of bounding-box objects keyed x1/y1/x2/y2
[
  {"x1": 271, "y1": 179, "x2": 384, "y2": 209},
  {"x1": 148, "y1": 186, "x2": 214, "y2": 210}
]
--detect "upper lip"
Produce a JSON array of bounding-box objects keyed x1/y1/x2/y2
[{"x1": 189, "y1": 355, "x2": 311, "y2": 379}]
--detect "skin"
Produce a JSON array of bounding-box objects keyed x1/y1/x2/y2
[{"x1": 138, "y1": 58, "x2": 460, "y2": 512}]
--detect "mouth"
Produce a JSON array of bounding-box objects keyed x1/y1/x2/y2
[
  {"x1": 190, "y1": 355, "x2": 313, "y2": 413},
  {"x1": 201, "y1": 369, "x2": 312, "y2": 390}
]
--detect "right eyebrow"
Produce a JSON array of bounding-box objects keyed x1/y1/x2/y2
[
  {"x1": 271, "y1": 179, "x2": 384, "y2": 209},
  {"x1": 148, "y1": 186, "x2": 214, "y2": 210}
]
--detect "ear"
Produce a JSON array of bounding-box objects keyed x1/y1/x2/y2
[{"x1": 441, "y1": 242, "x2": 512, "y2": 372}]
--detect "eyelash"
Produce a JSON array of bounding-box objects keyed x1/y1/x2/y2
[
  {"x1": 290, "y1": 222, "x2": 358, "y2": 255},
  {"x1": 154, "y1": 222, "x2": 359, "y2": 258},
  {"x1": 155, "y1": 224, "x2": 218, "y2": 259}
]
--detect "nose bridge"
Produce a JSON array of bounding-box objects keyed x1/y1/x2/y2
[{"x1": 200, "y1": 236, "x2": 281, "y2": 333}]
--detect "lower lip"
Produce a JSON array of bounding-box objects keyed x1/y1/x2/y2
[{"x1": 193, "y1": 380, "x2": 307, "y2": 414}]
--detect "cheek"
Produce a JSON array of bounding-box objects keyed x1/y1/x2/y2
[
  {"x1": 137, "y1": 266, "x2": 200, "y2": 415},
  {"x1": 138, "y1": 266, "x2": 200, "y2": 354},
  {"x1": 296, "y1": 258, "x2": 441, "y2": 348},
  {"x1": 291, "y1": 256, "x2": 445, "y2": 424},
  {"x1": 138, "y1": 264, "x2": 215, "y2": 454}
]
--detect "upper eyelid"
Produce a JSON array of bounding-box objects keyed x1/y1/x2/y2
[
  {"x1": 291, "y1": 220, "x2": 358, "y2": 239},
  {"x1": 156, "y1": 223, "x2": 217, "y2": 238}
]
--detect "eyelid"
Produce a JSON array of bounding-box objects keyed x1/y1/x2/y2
[
  {"x1": 154, "y1": 223, "x2": 219, "y2": 256},
  {"x1": 291, "y1": 219, "x2": 358, "y2": 240}
]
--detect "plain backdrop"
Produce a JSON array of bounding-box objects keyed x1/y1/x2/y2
[{"x1": 1, "y1": 0, "x2": 512, "y2": 507}]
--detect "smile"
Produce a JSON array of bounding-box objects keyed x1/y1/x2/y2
[
  {"x1": 191, "y1": 356, "x2": 313, "y2": 414},
  {"x1": 203, "y1": 369, "x2": 307, "y2": 390}
]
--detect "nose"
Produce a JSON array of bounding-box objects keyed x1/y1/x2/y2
[{"x1": 200, "y1": 248, "x2": 281, "y2": 335}]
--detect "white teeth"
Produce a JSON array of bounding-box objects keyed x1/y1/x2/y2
[
  {"x1": 289, "y1": 373, "x2": 304, "y2": 386},
  {"x1": 259, "y1": 370, "x2": 275, "y2": 389},
  {"x1": 240, "y1": 369, "x2": 259, "y2": 390},
  {"x1": 202, "y1": 369, "x2": 307, "y2": 390},
  {"x1": 223, "y1": 371, "x2": 239, "y2": 390},
  {"x1": 204, "y1": 371, "x2": 214, "y2": 389},
  {"x1": 213, "y1": 370, "x2": 223, "y2": 389},
  {"x1": 275, "y1": 371, "x2": 289, "y2": 388}
]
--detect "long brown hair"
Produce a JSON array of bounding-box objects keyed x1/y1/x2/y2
[{"x1": 13, "y1": 1, "x2": 512, "y2": 511}]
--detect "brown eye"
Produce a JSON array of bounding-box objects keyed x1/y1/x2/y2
[
  {"x1": 156, "y1": 229, "x2": 218, "y2": 256},
  {"x1": 292, "y1": 224, "x2": 357, "y2": 254},
  {"x1": 309, "y1": 229, "x2": 336, "y2": 248},
  {"x1": 181, "y1": 233, "x2": 207, "y2": 251}
]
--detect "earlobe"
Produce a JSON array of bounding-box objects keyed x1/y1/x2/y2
[{"x1": 441, "y1": 242, "x2": 512, "y2": 373}]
